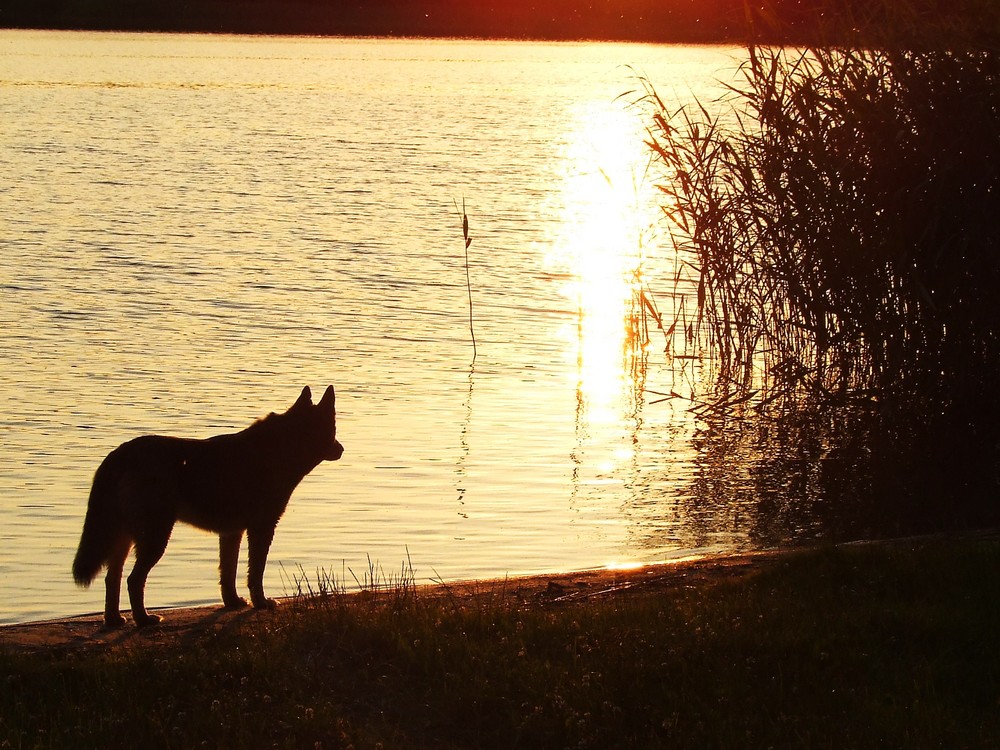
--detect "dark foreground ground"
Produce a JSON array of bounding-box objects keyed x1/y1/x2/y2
[{"x1": 2, "y1": 534, "x2": 999, "y2": 748}]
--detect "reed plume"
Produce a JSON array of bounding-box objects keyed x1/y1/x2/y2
[{"x1": 455, "y1": 198, "x2": 477, "y2": 360}]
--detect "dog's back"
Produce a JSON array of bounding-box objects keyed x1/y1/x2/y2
[{"x1": 72, "y1": 436, "x2": 224, "y2": 583}]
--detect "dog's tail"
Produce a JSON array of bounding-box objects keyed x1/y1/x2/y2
[{"x1": 72, "y1": 449, "x2": 126, "y2": 587}]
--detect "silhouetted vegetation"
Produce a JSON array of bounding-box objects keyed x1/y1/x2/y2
[
  {"x1": 644, "y1": 0, "x2": 1000, "y2": 536},
  {"x1": 5, "y1": 0, "x2": 992, "y2": 43},
  {"x1": 3, "y1": 538, "x2": 1000, "y2": 748},
  {"x1": 0, "y1": 0, "x2": 741, "y2": 41}
]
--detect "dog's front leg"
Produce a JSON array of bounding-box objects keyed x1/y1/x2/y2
[
  {"x1": 246, "y1": 524, "x2": 277, "y2": 609},
  {"x1": 219, "y1": 531, "x2": 247, "y2": 609}
]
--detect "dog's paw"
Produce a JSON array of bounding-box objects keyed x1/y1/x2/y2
[
  {"x1": 251, "y1": 597, "x2": 278, "y2": 610},
  {"x1": 135, "y1": 612, "x2": 163, "y2": 629},
  {"x1": 101, "y1": 613, "x2": 127, "y2": 631},
  {"x1": 223, "y1": 596, "x2": 249, "y2": 610}
]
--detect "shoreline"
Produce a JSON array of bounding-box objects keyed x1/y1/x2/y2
[
  {"x1": 0, "y1": 547, "x2": 785, "y2": 654},
  {"x1": 5, "y1": 530, "x2": 995, "y2": 655}
]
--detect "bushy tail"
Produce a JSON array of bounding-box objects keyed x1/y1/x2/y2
[{"x1": 72, "y1": 452, "x2": 125, "y2": 587}]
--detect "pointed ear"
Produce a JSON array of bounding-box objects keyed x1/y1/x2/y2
[
  {"x1": 318, "y1": 385, "x2": 335, "y2": 412},
  {"x1": 294, "y1": 386, "x2": 313, "y2": 409}
]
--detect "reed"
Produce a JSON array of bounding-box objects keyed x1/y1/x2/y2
[
  {"x1": 644, "y1": 0, "x2": 1000, "y2": 433},
  {"x1": 455, "y1": 198, "x2": 477, "y2": 360}
]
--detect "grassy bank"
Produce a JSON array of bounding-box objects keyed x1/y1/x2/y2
[{"x1": 2, "y1": 537, "x2": 999, "y2": 748}]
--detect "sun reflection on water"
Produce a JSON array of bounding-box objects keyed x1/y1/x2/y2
[
  {"x1": 603, "y1": 560, "x2": 646, "y2": 572},
  {"x1": 548, "y1": 102, "x2": 660, "y2": 428}
]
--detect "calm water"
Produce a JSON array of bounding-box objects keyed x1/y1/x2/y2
[{"x1": 0, "y1": 31, "x2": 746, "y2": 624}]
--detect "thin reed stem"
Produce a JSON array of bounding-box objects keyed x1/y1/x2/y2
[{"x1": 456, "y1": 198, "x2": 477, "y2": 360}]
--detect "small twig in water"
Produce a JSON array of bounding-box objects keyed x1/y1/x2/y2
[{"x1": 455, "y1": 198, "x2": 477, "y2": 360}]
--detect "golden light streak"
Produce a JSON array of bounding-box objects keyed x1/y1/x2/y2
[{"x1": 548, "y1": 103, "x2": 656, "y2": 427}]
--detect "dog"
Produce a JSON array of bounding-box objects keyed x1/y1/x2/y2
[{"x1": 72, "y1": 385, "x2": 344, "y2": 628}]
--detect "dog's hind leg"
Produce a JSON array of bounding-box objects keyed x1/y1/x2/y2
[
  {"x1": 103, "y1": 535, "x2": 132, "y2": 629},
  {"x1": 219, "y1": 530, "x2": 248, "y2": 609},
  {"x1": 246, "y1": 524, "x2": 277, "y2": 609},
  {"x1": 126, "y1": 524, "x2": 172, "y2": 627}
]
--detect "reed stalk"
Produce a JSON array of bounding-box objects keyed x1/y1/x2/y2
[
  {"x1": 643, "y1": 0, "x2": 1000, "y2": 432},
  {"x1": 456, "y1": 198, "x2": 477, "y2": 360}
]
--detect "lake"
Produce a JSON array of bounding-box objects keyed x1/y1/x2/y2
[{"x1": 1, "y1": 30, "x2": 749, "y2": 624}]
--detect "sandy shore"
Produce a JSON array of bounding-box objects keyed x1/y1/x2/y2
[{"x1": 0, "y1": 549, "x2": 784, "y2": 655}]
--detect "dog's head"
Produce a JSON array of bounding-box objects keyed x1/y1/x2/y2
[{"x1": 291, "y1": 385, "x2": 345, "y2": 462}]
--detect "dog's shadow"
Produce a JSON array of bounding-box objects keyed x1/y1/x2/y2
[{"x1": 94, "y1": 603, "x2": 280, "y2": 651}]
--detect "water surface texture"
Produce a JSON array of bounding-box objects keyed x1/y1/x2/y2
[{"x1": 1, "y1": 31, "x2": 742, "y2": 623}]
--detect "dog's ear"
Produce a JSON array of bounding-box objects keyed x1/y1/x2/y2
[
  {"x1": 318, "y1": 385, "x2": 336, "y2": 413},
  {"x1": 294, "y1": 386, "x2": 313, "y2": 409}
]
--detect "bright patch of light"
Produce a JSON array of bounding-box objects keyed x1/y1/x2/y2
[
  {"x1": 604, "y1": 560, "x2": 645, "y2": 571},
  {"x1": 545, "y1": 101, "x2": 658, "y2": 471}
]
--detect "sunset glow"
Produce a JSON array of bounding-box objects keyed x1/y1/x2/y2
[
  {"x1": 549, "y1": 103, "x2": 656, "y2": 423},
  {"x1": 2, "y1": 32, "x2": 744, "y2": 626}
]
